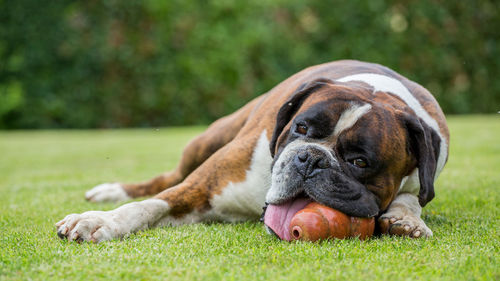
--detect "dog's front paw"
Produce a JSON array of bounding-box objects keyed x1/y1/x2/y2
[
  {"x1": 85, "y1": 183, "x2": 130, "y2": 203},
  {"x1": 55, "y1": 211, "x2": 123, "y2": 243},
  {"x1": 378, "y1": 212, "x2": 433, "y2": 238}
]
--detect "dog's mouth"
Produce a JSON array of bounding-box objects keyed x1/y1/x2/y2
[{"x1": 262, "y1": 193, "x2": 313, "y2": 241}]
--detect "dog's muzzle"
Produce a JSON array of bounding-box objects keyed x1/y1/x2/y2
[
  {"x1": 266, "y1": 141, "x2": 379, "y2": 218},
  {"x1": 293, "y1": 149, "x2": 332, "y2": 179}
]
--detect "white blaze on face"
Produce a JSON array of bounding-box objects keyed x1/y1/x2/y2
[
  {"x1": 333, "y1": 103, "x2": 372, "y2": 137},
  {"x1": 266, "y1": 103, "x2": 373, "y2": 205},
  {"x1": 337, "y1": 73, "x2": 447, "y2": 179}
]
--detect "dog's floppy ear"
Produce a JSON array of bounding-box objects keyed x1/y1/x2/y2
[
  {"x1": 403, "y1": 113, "x2": 441, "y2": 206},
  {"x1": 269, "y1": 78, "x2": 334, "y2": 157}
]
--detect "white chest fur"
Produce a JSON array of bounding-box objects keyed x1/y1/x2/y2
[{"x1": 207, "y1": 131, "x2": 273, "y2": 222}]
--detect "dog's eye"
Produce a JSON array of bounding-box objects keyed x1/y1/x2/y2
[
  {"x1": 295, "y1": 123, "x2": 308, "y2": 135},
  {"x1": 352, "y1": 158, "x2": 368, "y2": 168}
]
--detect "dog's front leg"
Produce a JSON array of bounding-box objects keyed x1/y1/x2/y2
[
  {"x1": 57, "y1": 180, "x2": 214, "y2": 243},
  {"x1": 56, "y1": 199, "x2": 170, "y2": 243},
  {"x1": 56, "y1": 133, "x2": 265, "y2": 242},
  {"x1": 378, "y1": 193, "x2": 433, "y2": 238}
]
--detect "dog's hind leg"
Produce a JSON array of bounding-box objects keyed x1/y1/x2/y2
[{"x1": 85, "y1": 96, "x2": 265, "y2": 203}]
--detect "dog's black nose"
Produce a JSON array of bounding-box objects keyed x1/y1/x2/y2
[{"x1": 294, "y1": 150, "x2": 330, "y2": 177}]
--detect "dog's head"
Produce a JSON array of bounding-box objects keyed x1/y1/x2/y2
[{"x1": 265, "y1": 78, "x2": 440, "y2": 218}]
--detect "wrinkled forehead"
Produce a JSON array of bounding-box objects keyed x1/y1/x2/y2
[
  {"x1": 294, "y1": 88, "x2": 403, "y2": 148},
  {"x1": 298, "y1": 85, "x2": 370, "y2": 114}
]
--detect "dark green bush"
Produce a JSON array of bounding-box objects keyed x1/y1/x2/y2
[{"x1": 0, "y1": 0, "x2": 498, "y2": 128}]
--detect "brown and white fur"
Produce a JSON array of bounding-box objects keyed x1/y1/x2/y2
[{"x1": 56, "y1": 60, "x2": 449, "y2": 243}]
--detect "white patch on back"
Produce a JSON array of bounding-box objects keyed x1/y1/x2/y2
[
  {"x1": 337, "y1": 73, "x2": 447, "y2": 179},
  {"x1": 208, "y1": 130, "x2": 273, "y2": 222},
  {"x1": 333, "y1": 103, "x2": 372, "y2": 137}
]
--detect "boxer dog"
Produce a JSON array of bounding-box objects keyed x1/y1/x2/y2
[{"x1": 56, "y1": 60, "x2": 449, "y2": 243}]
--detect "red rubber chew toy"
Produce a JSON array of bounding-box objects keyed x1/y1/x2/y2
[{"x1": 289, "y1": 202, "x2": 375, "y2": 241}]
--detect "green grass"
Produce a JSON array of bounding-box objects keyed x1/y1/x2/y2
[{"x1": 0, "y1": 116, "x2": 499, "y2": 281}]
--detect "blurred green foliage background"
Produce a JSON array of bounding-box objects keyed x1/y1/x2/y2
[{"x1": 0, "y1": 0, "x2": 498, "y2": 129}]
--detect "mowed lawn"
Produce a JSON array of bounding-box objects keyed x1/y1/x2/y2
[{"x1": 0, "y1": 115, "x2": 498, "y2": 281}]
